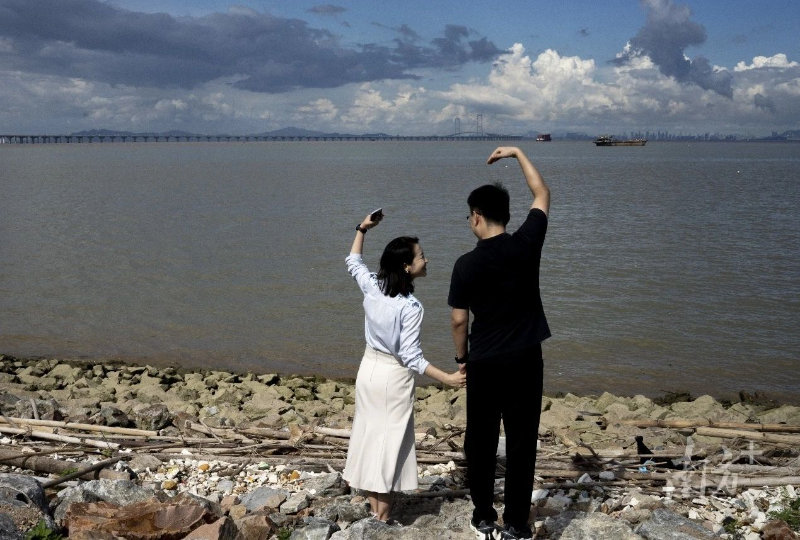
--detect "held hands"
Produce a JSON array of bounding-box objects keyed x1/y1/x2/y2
[
  {"x1": 446, "y1": 370, "x2": 467, "y2": 388},
  {"x1": 487, "y1": 146, "x2": 520, "y2": 165}
]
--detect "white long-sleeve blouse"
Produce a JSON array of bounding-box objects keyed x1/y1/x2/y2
[{"x1": 346, "y1": 253, "x2": 430, "y2": 375}]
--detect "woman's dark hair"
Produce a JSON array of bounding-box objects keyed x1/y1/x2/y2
[
  {"x1": 377, "y1": 236, "x2": 419, "y2": 298},
  {"x1": 467, "y1": 182, "x2": 510, "y2": 226}
]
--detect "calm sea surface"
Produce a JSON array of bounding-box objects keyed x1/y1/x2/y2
[{"x1": 1, "y1": 141, "x2": 798, "y2": 402}]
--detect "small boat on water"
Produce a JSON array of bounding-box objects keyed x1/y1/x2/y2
[
  {"x1": 593, "y1": 135, "x2": 647, "y2": 146},
  {"x1": 535, "y1": 133, "x2": 551, "y2": 141}
]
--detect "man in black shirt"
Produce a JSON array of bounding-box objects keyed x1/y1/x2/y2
[{"x1": 449, "y1": 146, "x2": 550, "y2": 540}]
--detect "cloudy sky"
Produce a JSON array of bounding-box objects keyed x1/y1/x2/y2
[{"x1": 0, "y1": 0, "x2": 798, "y2": 135}]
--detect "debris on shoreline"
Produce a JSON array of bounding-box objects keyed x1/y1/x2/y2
[{"x1": 1, "y1": 354, "x2": 798, "y2": 539}]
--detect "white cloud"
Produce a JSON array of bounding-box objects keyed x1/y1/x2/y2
[
  {"x1": 339, "y1": 83, "x2": 433, "y2": 128},
  {"x1": 427, "y1": 44, "x2": 800, "y2": 133},
  {"x1": 154, "y1": 99, "x2": 188, "y2": 113},
  {"x1": 1, "y1": 45, "x2": 798, "y2": 135},
  {"x1": 735, "y1": 54, "x2": 798, "y2": 72},
  {"x1": 295, "y1": 98, "x2": 338, "y2": 122}
]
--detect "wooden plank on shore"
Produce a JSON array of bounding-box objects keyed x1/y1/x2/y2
[
  {"x1": 694, "y1": 427, "x2": 800, "y2": 445},
  {"x1": 0, "y1": 416, "x2": 158, "y2": 437},
  {"x1": 0, "y1": 426, "x2": 119, "y2": 449},
  {"x1": 0, "y1": 449, "x2": 129, "y2": 481},
  {"x1": 605, "y1": 418, "x2": 800, "y2": 433}
]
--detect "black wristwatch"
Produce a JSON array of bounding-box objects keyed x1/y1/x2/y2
[
  {"x1": 356, "y1": 225, "x2": 368, "y2": 234},
  {"x1": 455, "y1": 353, "x2": 468, "y2": 364}
]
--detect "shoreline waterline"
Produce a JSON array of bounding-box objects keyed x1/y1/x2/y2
[{"x1": 2, "y1": 351, "x2": 797, "y2": 407}]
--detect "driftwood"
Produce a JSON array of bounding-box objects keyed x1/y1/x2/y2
[
  {"x1": 149, "y1": 452, "x2": 347, "y2": 471},
  {"x1": 693, "y1": 427, "x2": 800, "y2": 445},
  {"x1": 40, "y1": 456, "x2": 131, "y2": 488},
  {"x1": 0, "y1": 449, "x2": 129, "y2": 482},
  {"x1": 606, "y1": 418, "x2": 800, "y2": 434},
  {"x1": 3, "y1": 403, "x2": 797, "y2": 499},
  {"x1": 0, "y1": 416, "x2": 158, "y2": 437},
  {"x1": 189, "y1": 422, "x2": 256, "y2": 443},
  {"x1": 0, "y1": 426, "x2": 119, "y2": 449},
  {"x1": 29, "y1": 399, "x2": 40, "y2": 421}
]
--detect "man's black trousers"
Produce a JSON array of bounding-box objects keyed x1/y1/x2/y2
[{"x1": 464, "y1": 345, "x2": 543, "y2": 531}]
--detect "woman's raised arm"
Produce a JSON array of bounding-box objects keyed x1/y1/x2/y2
[{"x1": 350, "y1": 212, "x2": 383, "y2": 255}]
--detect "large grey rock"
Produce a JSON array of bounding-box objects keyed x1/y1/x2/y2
[
  {"x1": 131, "y1": 403, "x2": 173, "y2": 430},
  {"x1": 315, "y1": 381, "x2": 341, "y2": 400},
  {"x1": 52, "y1": 479, "x2": 157, "y2": 525},
  {"x1": 0, "y1": 474, "x2": 56, "y2": 535},
  {"x1": 241, "y1": 391, "x2": 291, "y2": 419},
  {"x1": 620, "y1": 489, "x2": 665, "y2": 511},
  {"x1": 128, "y1": 454, "x2": 162, "y2": 473},
  {"x1": 545, "y1": 510, "x2": 642, "y2": 539},
  {"x1": 539, "y1": 401, "x2": 580, "y2": 430},
  {"x1": 0, "y1": 474, "x2": 48, "y2": 513},
  {"x1": 13, "y1": 398, "x2": 62, "y2": 420},
  {"x1": 635, "y1": 508, "x2": 718, "y2": 539},
  {"x1": 0, "y1": 513, "x2": 22, "y2": 540},
  {"x1": 595, "y1": 392, "x2": 628, "y2": 413},
  {"x1": 48, "y1": 363, "x2": 83, "y2": 384},
  {"x1": 291, "y1": 517, "x2": 340, "y2": 540},
  {"x1": 329, "y1": 518, "x2": 425, "y2": 539},
  {"x1": 758, "y1": 405, "x2": 800, "y2": 425},
  {"x1": 0, "y1": 391, "x2": 21, "y2": 413},
  {"x1": 280, "y1": 491, "x2": 310, "y2": 514},
  {"x1": 668, "y1": 395, "x2": 745, "y2": 423},
  {"x1": 422, "y1": 392, "x2": 454, "y2": 419},
  {"x1": 302, "y1": 473, "x2": 348, "y2": 497},
  {"x1": 91, "y1": 406, "x2": 130, "y2": 427},
  {"x1": 239, "y1": 486, "x2": 289, "y2": 512},
  {"x1": 313, "y1": 497, "x2": 370, "y2": 524}
]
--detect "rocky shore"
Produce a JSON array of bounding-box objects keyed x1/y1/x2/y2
[{"x1": 1, "y1": 354, "x2": 799, "y2": 539}]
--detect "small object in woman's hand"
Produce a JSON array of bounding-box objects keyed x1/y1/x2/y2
[{"x1": 370, "y1": 208, "x2": 384, "y2": 221}]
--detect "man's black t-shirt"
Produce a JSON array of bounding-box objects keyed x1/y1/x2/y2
[{"x1": 448, "y1": 208, "x2": 551, "y2": 361}]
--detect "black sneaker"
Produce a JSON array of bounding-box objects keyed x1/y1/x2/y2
[
  {"x1": 470, "y1": 519, "x2": 499, "y2": 540},
  {"x1": 499, "y1": 525, "x2": 533, "y2": 539}
]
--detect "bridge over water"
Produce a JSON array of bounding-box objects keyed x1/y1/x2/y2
[{"x1": 0, "y1": 132, "x2": 523, "y2": 144}]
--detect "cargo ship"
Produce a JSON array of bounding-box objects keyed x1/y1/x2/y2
[{"x1": 593, "y1": 135, "x2": 647, "y2": 146}]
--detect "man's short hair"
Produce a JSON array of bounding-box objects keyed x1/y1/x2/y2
[{"x1": 468, "y1": 182, "x2": 510, "y2": 226}]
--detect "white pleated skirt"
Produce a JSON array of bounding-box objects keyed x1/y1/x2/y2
[{"x1": 342, "y1": 346, "x2": 418, "y2": 493}]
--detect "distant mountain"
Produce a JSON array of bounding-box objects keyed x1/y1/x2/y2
[
  {"x1": 70, "y1": 129, "x2": 140, "y2": 136},
  {"x1": 70, "y1": 129, "x2": 201, "y2": 137},
  {"x1": 70, "y1": 127, "x2": 401, "y2": 138},
  {"x1": 254, "y1": 127, "x2": 328, "y2": 137},
  {"x1": 160, "y1": 130, "x2": 196, "y2": 137}
]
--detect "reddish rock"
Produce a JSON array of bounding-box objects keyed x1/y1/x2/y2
[
  {"x1": 69, "y1": 530, "x2": 120, "y2": 540},
  {"x1": 296, "y1": 507, "x2": 313, "y2": 518},
  {"x1": 220, "y1": 495, "x2": 240, "y2": 514},
  {"x1": 184, "y1": 516, "x2": 241, "y2": 540},
  {"x1": 236, "y1": 513, "x2": 276, "y2": 540},
  {"x1": 762, "y1": 520, "x2": 800, "y2": 540},
  {"x1": 65, "y1": 495, "x2": 211, "y2": 539},
  {"x1": 228, "y1": 504, "x2": 247, "y2": 520}
]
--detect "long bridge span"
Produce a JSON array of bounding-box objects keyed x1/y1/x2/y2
[{"x1": 0, "y1": 132, "x2": 522, "y2": 144}]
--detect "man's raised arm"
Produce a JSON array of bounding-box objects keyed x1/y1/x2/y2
[{"x1": 487, "y1": 146, "x2": 550, "y2": 216}]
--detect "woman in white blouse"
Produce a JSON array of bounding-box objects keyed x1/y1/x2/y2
[{"x1": 343, "y1": 212, "x2": 466, "y2": 522}]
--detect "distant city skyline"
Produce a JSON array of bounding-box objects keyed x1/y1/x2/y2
[{"x1": 0, "y1": 0, "x2": 798, "y2": 135}]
